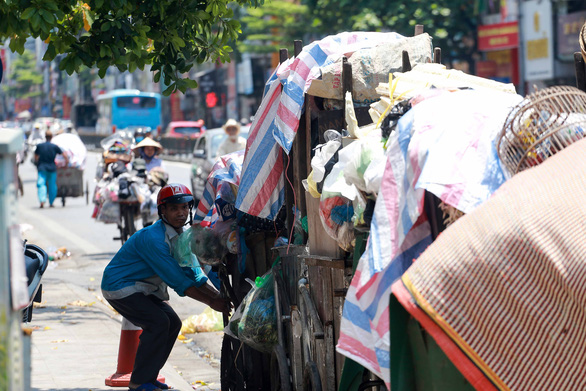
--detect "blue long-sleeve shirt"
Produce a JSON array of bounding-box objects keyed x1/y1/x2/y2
[{"x1": 101, "y1": 219, "x2": 208, "y2": 300}]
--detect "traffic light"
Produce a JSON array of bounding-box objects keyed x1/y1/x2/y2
[{"x1": 205, "y1": 92, "x2": 218, "y2": 108}]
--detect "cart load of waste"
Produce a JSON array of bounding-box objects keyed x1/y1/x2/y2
[
  {"x1": 52, "y1": 133, "x2": 87, "y2": 169},
  {"x1": 93, "y1": 172, "x2": 163, "y2": 224}
]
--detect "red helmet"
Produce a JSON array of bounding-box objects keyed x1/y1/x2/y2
[{"x1": 157, "y1": 183, "x2": 194, "y2": 207}]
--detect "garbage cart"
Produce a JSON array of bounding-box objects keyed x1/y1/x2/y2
[{"x1": 56, "y1": 166, "x2": 89, "y2": 206}]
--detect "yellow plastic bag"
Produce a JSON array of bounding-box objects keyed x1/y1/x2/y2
[
  {"x1": 180, "y1": 307, "x2": 224, "y2": 335},
  {"x1": 304, "y1": 171, "x2": 321, "y2": 199}
]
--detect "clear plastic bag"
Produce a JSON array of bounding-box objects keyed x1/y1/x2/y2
[
  {"x1": 173, "y1": 228, "x2": 198, "y2": 268},
  {"x1": 229, "y1": 271, "x2": 277, "y2": 353},
  {"x1": 191, "y1": 222, "x2": 237, "y2": 266}
]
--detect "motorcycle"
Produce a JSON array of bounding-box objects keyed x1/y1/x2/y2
[{"x1": 22, "y1": 241, "x2": 49, "y2": 322}]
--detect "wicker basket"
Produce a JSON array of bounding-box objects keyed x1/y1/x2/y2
[{"x1": 497, "y1": 85, "x2": 586, "y2": 176}]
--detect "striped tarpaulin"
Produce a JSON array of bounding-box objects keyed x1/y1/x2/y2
[
  {"x1": 400, "y1": 137, "x2": 586, "y2": 390},
  {"x1": 193, "y1": 150, "x2": 244, "y2": 224},
  {"x1": 235, "y1": 32, "x2": 405, "y2": 220},
  {"x1": 337, "y1": 90, "x2": 522, "y2": 387}
]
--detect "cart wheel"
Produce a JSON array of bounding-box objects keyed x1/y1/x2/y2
[
  {"x1": 62, "y1": 196, "x2": 66, "y2": 207},
  {"x1": 358, "y1": 380, "x2": 385, "y2": 391},
  {"x1": 118, "y1": 222, "x2": 127, "y2": 244},
  {"x1": 270, "y1": 345, "x2": 292, "y2": 391},
  {"x1": 303, "y1": 361, "x2": 322, "y2": 391},
  {"x1": 119, "y1": 206, "x2": 128, "y2": 244},
  {"x1": 126, "y1": 206, "x2": 136, "y2": 237},
  {"x1": 221, "y1": 335, "x2": 245, "y2": 391}
]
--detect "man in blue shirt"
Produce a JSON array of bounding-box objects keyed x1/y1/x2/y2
[
  {"x1": 102, "y1": 184, "x2": 231, "y2": 391},
  {"x1": 34, "y1": 130, "x2": 68, "y2": 208}
]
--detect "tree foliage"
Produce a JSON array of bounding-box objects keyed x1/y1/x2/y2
[
  {"x1": 3, "y1": 50, "x2": 43, "y2": 99},
  {"x1": 237, "y1": 1, "x2": 314, "y2": 55},
  {"x1": 0, "y1": 0, "x2": 263, "y2": 95},
  {"x1": 304, "y1": 0, "x2": 477, "y2": 66}
]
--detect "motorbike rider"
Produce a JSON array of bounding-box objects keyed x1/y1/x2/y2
[
  {"x1": 132, "y1": 137, "x2": 164, "y2": 172},
  {"x1": 133, "y1": 127, "x2": 152, "y2": 144},
  {"x1": 101, "y1": 183, "x2": 231, "y2": 391}
]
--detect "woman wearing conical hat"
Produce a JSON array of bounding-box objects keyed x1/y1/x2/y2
[{"x1": 133, "y1": 137, "x2": 164, "y2": 172}]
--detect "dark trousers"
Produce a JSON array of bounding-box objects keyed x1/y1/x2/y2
[{"x1": 106, "y1": 293, "x2": 182, "y2": 385}]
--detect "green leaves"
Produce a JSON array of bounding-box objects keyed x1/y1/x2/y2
[
  {"x1": 237, "y1": 0, "x2": 314, "y2": 57},
  {"x1": 20, "y1": 8, "x2": 36, "y2": 19},
  {"x1": 8, "y1": 35, "x2": 26, "y2": 55},
  {"x1": 42, "y1": 43, "x2": 57, "y2": 61},
  {"x1": 305, "y1": 0, "x2": 478, "y2": 66},
  {"x1": 6, "y1": 50, "x2": 44, "y2": 100},
  {"x1": 2, "y1": 0, "x2": 263, "y2": 89}
]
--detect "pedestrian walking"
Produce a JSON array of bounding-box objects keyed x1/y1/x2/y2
[
  {"x1": 101, "y1": 183, "x2": 231, "y2": 391},
  {"x1": 34, "y1": 130, "x2": 68, "y2": 208}
]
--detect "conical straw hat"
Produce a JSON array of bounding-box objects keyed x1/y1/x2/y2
[{"x1": 133, "y1": 137, "x2": 163, "y2": 152}]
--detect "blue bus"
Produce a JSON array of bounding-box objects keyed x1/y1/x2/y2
[{"x1": 96, "y1": 89, "x2": 162, "y2": 135}]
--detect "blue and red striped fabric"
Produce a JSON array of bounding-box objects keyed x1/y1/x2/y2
[
  {"x1": 193, "y1": 150, "x2": 244, "y2": 225},
  {"x1": 236, "y1": 32, "x2": 405, "y2": 220},
  {"x1": 337, "y1": 90, "x2": 522, "y2": 387}
]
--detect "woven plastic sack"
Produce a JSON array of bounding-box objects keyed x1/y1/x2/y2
[{"x1": 225, "y1": 271, "x2": 278, "y2": 353}]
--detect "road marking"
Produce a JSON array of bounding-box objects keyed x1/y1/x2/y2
[{"x1": 18, "y1": 204, "x2": 103, "y2": 254}]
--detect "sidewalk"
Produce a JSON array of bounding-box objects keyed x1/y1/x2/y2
[
  {"x1": 24, "y1": 236, "x2": 223, "y2": 391},
  {"x1": 18, "y1": 153, "x2": 224, "y2": 391},
  {"x1": 30, "y1": 266, "x2": 223, "y2": 391}
]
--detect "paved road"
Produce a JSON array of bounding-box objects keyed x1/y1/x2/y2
[{"x1": 18, "y1": 152, "x2": 224, "y2": 391}]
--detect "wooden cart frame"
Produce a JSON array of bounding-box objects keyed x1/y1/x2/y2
[{"x1": 229, "y1": 25, "x2": 444, "y2": 391}]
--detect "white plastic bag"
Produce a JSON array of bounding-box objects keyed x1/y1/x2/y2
[
  {"x1": 97, "y1": 200, "x2": 120, "y2": 223},
  {"x1": 311, "y1": 130, "x2": 342, "y2": 183},
  {"x1": 340, "y1": 137, "x2": 385, "y2": 194}
]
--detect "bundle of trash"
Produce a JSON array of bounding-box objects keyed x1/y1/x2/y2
[
  {"x1": 92, "y1": 161, "x2": 165, "y2": 225},
  {"x1": 169, "y1": 219, "x2": 239, "y2": 271},
  {"x1": 181, "y1": 307, "x2": 224, "y2": 335},
  {"x1": 225, "y1": 270, "x2": 278, "y2": 353},
  {"x1": 52, "y1": 133, "x2": 87, "y2": 169}
]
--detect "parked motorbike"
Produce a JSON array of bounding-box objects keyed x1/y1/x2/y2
[{"x1": 22, "y1": 241, "x2": 49, "y2": 322}]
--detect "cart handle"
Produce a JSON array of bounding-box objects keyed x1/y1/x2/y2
[{"x1": 298, "y1": 278, "x2": 324, "y2": 339}]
